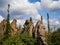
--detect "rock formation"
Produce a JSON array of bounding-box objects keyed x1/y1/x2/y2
[
  {"x1": 0, "y1": 19, "x2": 7, "y2": 35},
  {"x1": 24, "y1": 17, "x2": 34, "y2": 36},
  {"x1": 34, "y1": 20, "x2": 46, "y2": 45},
  {"x1": 11, "y1": 19, "x2": 18, "y2": 35},
  {"x1": 0, "y1": 19, "x2": 18, "y2": 35},
  {"x1": 0, "y1": 16, "x2": 47, "y2": 45},
  {"x1": 23, "y1": 17, "x2": 47, "y2": 45},
  {"x1": 24, "y1": 20, "x2": 29, "y2": 32},
  {"x1": 29, "y1": 17, "x2": 34, "y2": 36}
]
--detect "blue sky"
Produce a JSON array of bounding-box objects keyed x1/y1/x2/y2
[
  {"x1": 29, "y1": 0, "x2": 60, "y2": 19},
  {"x1": 0, "y1": 0, "x2": 60, "y2": 28},
  {"x1": 29, "y1": 0, "x2": 41, "y2": 3}
]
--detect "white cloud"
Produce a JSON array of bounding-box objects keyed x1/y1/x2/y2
[
  {"x1": 0, "y1": 0, "x2": 41, "y2": 26},
  {"x1": 0, "y1": 15, "x2": 4, "y2": 22},
  {"x1": 43, "y1": 19, "x2": 60, "y2": 30},
  {"x1": 8, "y1": 0, "x2": 41, "y2": 26},
  {"x1": 55, "y1": 21, "x2": 60, "y2": 24},
  {"x1": 50, "y1": 19, "x2": 60, "y2": 25},
  {"x1": 41, "y1": 0, "x2": 60, "y2": 11},
  {"x1": 0, "y1": 0, "x2": 60, "y2": 27},
  {"x1": 31, "y1": 2, "x2": 41, "y2": 10},
  {"x1": 10, "y1": 0, "x2": 41, "y2": 20},
  {"x1": 17, "y1": 19, "x2": 25, "y2": 27}
]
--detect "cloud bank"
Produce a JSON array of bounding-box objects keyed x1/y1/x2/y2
[
  {"x1": 0, "y1": 0, "x2": 41, "y2": 26},
  {"x1": 41, "y1": 0, "x2": 60, "y2": 11},
  {"x1": 0, "y1": 15, "x2": 4, "y2": 22},
  {"x1": 0, "y1": 0, "x2": 60, "y2": 27}
]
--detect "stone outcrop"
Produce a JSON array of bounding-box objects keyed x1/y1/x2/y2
[
  {"x1": 29, "y1": 17, "x2": 34, "y2": 36},
  {"x1": 24, "y1": 20, "x2": 29, "y2": 32},
  {"x1": 0, "y1": 19, "x2": 18, "y2": 35},
  {"x1": 23, "y1": 17, "x2": 47, "y2": 45},
  {"x1": 0, "y1": 17, "x2": 47, "y2": 44},
  {"x1": 24, "y1": 17, "x2": 34, "y2": 36},
  {"x1": 34, "y1": 20, "x2": 46, "y2": 45},
  {"x1": 35, "y1": 20, "x2": 46, "y2": 37},
  {"x1": 11, "y1": 19, "x2": 18, "y2": 35},
  {"x1": 0, "y1": 19, "x2": 7, "y2": 35},
  {"x1": 23, "y1": 17, "x2": 46, "y2": 38}
]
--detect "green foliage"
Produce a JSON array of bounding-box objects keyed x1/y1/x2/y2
[
  {"x1": 46, "y1": 28, "x2": 60, "y2": 45},
  {"x1": 0, "y1": 31, "x2": 36, "y2": 45},
  {"x1": 4, "y1": 14, "x2": 11, "y2": 38},
  {"x1": 51, "y1": 28, "x2": 60, "y2": 45},
  {"x1": 4, "y1": 4, "x2": 11, "y2": 38},
  {"x1": 46, "y1": 33, "x2": 51, "y2": 45},
  {"x1": 46, "y1": 31, "x2": 52, "y2": 45},
  {"x1": 20, "y1": 32, "x2": 36, "y2": 45},
  {"x1": 0, "y1": 35, "x2": 25, "y2": 45},
  {"x1": 2, "y1": 35, "x2": 25, "y2": 45}
]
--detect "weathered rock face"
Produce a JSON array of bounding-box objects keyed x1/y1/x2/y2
[
  {"x1": 35, "y1": 20, "x2": 46, "y2": 36},
  {"x1": 24, "y1": 20, "x2": 29, "y2": 31},
  {"x1": 24, "y1": 17, "x2": 34, "y2": 36},
  {"x1": 34, "y1": 20, "x2": 46, "y2": 45},
  {"x1": 29, "y1": 17, "x2": 34, "y2": 36},
  {"x1": 0, "y1": 19, "x2": 18, "y2": 35},
  {"x1": 0, "y1": 19, "x2": 7, "y2": 35},
  {"x1": 11, "y1": 19, "x2": 17, "y2": 35}
]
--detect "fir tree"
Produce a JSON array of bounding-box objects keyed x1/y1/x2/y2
[
  {"x1": 4, "y1": 4, "x2": 11, "y2": 38},
  {"x1": 46, "y1": 13, "x2": 52, "y2": 45},
  {"x1": 41, "y1": 16, "x2": 43, "y2": 24},
  {"x1": 47, "y1": 13, "x2": 50, "y2": 31}
]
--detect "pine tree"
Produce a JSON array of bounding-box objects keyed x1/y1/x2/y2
[
  {"x1": 46, "y1": 13, "x2": 52, "y2": 45},
  {"x1": 4, "y1": 4, "x2": 11, "y2": 38},
  {"x1": 41, "y1": 16, "x2": 43, "y2": 24},
  {"x1": 47, "y1": 13, "x2": 50, "y2": 31}
]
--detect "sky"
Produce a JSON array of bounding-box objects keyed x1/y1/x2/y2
[{"x1": 0, "y1": 0, "x2": 60, "y2": 29}]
